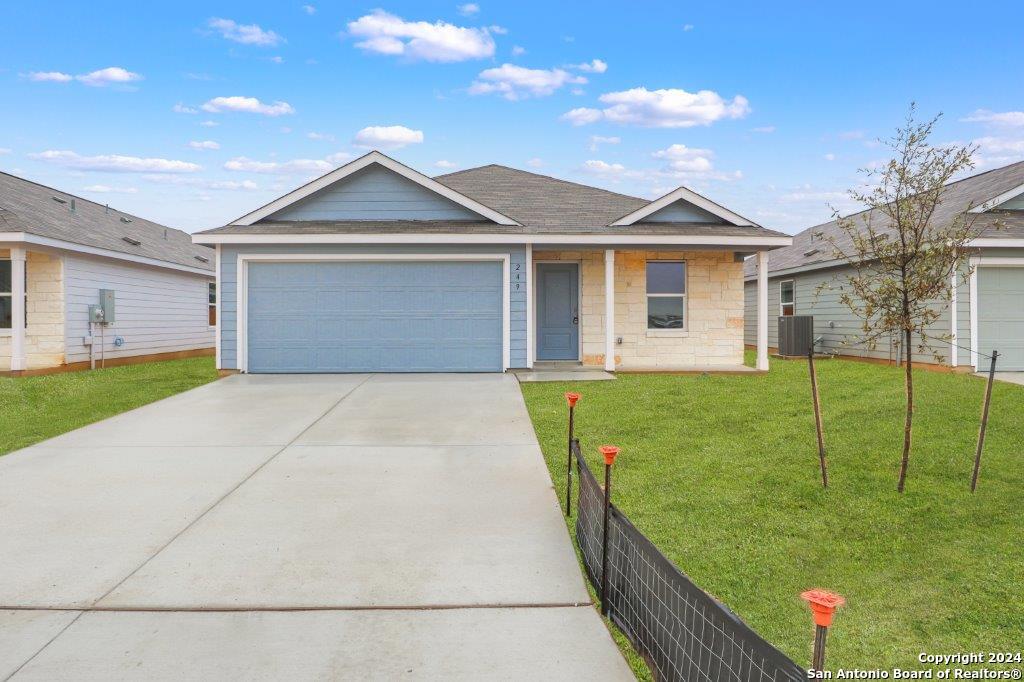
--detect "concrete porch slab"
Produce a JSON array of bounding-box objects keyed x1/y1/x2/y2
[
  {"x1": 0, "y1": 610, "x2": 78, "y2": 680},
  {"x1": 514, "y1": 369, "x2": 616, "y2": 382},
  {"x1": 12, "y1": 608, "x2": 634, "y2": 681}
]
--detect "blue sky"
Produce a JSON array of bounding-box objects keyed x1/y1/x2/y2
[{"x1": 2, "y1": 1, "x2": 1023, "y2": 233}]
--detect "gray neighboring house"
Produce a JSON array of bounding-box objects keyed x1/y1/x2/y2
[
  {"x1": 194, "y1": 151, "x2": 792, "y2": 374},
  {"x1": 0, "y1": 172, "x2": 216, "y2": 374},
  {"x1": 743, "y1": 161, "x2": 1024, "y2": 371}
]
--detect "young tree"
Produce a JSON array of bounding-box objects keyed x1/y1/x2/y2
[{"x1": 819, "y1": 106, "x2": 984, "y2": 493}]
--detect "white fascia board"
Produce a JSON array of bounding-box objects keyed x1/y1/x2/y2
[
  {"x1": 0, "y1": 231, "x2": 214, "y2": 277},
  {"x1": 968, "y1": 183, "x2": 1024, "y2": 213},
  {"x1": 193, "y1": 232, "x2": 792, "y2": 247},
  {"x1": 968, "y1": 238, "x2": 1024, "y2": 248},
  {"x1": 229, "y1": 151, "x2": 520, "y2": 226},
  {"x1": 610, "y1": 186, "x2": 756, "y2": 227}
]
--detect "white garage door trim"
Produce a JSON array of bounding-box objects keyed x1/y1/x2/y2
[
  {"x1": 969, "y1": 256, "x2": 1024, "y2": 369},
  {"x1": 236, "y1": 253, "x2": 511, "y2": 373}
]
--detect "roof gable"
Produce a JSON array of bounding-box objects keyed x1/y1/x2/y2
[
  {"x1": 232, "y1": 151, "x2": 519, "y2": 226},
  {"x1": 610, "y1": 186, "x2": 756, "y2": 227},
  {"x1": 640, "y1": 199, "x2": 723, "y2": 223}
]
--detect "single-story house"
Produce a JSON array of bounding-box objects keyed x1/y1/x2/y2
[
  {"x1": 743, "y1": 160, "x2": 1024, "y2": 371},
  {"x1": 193, "y1": 151, "x2": 792, "y2": 374},
  {"x1": 1, "y1": 172, "x2": 216, "y2": 374}
]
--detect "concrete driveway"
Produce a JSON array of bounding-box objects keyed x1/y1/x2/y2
[{"x1": 0, "y1": 374, "x2": 632, "y2": 681}]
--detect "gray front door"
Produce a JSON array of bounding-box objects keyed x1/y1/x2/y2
[
  {"x1": 536, "y1": 263, "x2": 579, "y2": 360},
  {"x1": 977, "y1": 266, "x2": 1024, "y2": 371},
  {"x1": 246, "y1": 261, "x2": 503, "y2": 373}
]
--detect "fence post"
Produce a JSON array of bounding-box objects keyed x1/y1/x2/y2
[
  {"x1": 565, "y1": 393, "x2": 580, "y2": 516},
  {"x1": 599, "y1": 445, "x2": 620, "y2": 617},
  {"x1": 801, "y1": 589, "x2": 845, "y2": 673},
  {"x1": 971, "y1": 350, "x2": 998, "y2": 492},
  {"x1": 808, "y1": 345, "x2": 828, "y2": 488}
]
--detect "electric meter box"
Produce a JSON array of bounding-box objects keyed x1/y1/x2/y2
[{"x1": 98, "y1": 289, "x2": 116, "y2": 324}]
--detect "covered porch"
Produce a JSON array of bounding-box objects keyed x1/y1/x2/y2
[
  {"x1": 1, "y1": 245, "x2": 65, "y2": 373},
  {"x1": 526, "y1": 246, "x2": 772, "y2": 373}
]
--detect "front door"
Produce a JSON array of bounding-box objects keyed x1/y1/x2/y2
[{"x1": 536, "y1": 263, "x2": 579, "y2": 360}]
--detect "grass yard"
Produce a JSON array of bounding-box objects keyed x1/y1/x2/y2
[
  {"x1": 521, "y1": 353, "x2": 1024, "y2": 678},
  {"x1": 0, "y1": 357, "x2": 218, "y2": 456}
]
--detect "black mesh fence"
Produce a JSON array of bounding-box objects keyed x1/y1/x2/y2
[{"x1": 572, "y1": 440, "x2": 806, "y2": 682}]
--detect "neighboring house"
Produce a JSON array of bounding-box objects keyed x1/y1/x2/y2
[
  {"x1": 0, "y1": 172, "x2": 216, "y2": 374},
  {"x1": 743, "y1": 161, "x2": 1024, "y2": 371},
  {"x1": 193, "y1": 151, "x2": 791, "y2": 374}
]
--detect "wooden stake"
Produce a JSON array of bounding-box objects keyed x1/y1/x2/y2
[
  {"x1": 808, "y1": 347, "x2": 828, "y2": 488},
  {"x1": 971, "y1": 350, "x2": 998, "y2": 492}
]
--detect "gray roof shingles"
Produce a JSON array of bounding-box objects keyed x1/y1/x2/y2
[
  {"x1": 0, "y1": 171, "x2": 214, "y2": 272},
  {"x1": 744, "y1": 160, "x2": 1024, "y2": 279},
  {"x1": 197, "y1": 163, "x2": 788, "y2": 241}
]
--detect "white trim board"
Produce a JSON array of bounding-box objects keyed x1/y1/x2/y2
[
  {"x1": 968, "y1": 256, "x2": 1024, "y2": 369},
  {"x1": 968, "y1": 238, "x2": 1024, "y2": 248},
  {"x1": 229, "y1": 151, "x2": 520, "y2": 227},
  {"x1": 195, "y1": 232, "x2": 791, "y2": 247},
  {"x1": 0, "y1": 231, "x2": 215, "y2": 276},
  {"x1": 234, "y1": 253, "x2": 512, "y2": 374},
  {"x1": 968, "y1": 183, "x2": 1024, "y2": 213},
  {"x1": 610, "y1": 186, "x2": 756, "y2": 227}
]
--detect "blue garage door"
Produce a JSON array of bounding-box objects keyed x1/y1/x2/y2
[{"x1": 247, "y1": 261, "x2": 503, "y2": 373}]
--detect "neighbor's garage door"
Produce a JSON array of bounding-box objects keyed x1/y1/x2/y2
[
  {"x1": 246, "y1": 261, "x2": 503, "y2": 373},
  {"x1": 977, "y1": 266, "x2": 1024, "y2": 371}
]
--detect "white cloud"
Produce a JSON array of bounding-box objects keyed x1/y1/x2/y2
[
  {"x1": 0, "y1": 148, "x2": 11, "y2": 155},
  {"x1": 307, "y1": 131, "x2": 336, "y2": 141},
  {"x1": 683, "y1": 24, "x2": 694, "y2": 31},
  {"x1": 838, "y1": 130, "x2": 865, "y2": 140},
  {"x1": 972, "y1": 135, "x2": 1024, "y2": 168},
  {"x1": 200, "y1": 96, "x2": 295, "y2": 116},
  {"x1": 269, "y1": 56, "x2": 284, "y2": 64},
  {"x1": 207, "y1": 17, "x2": 283, "y2": 47},
  {"x1": 188, "y1": 140, "x2": 221, "y2": 150},
  {"x1": 526, "y1": 158, "x2": 544, "y2": 168},
  {"x1": 457, "y1": 3, "x2": 480, "y2": 15},
  {"x1": 199, "y1": 120, "x2": 219, "y2": 127},
  {"x1": 303, "y1": 5, "x2": 316, "y2": 15},
  {"x1": 652, "y1": 144, "x2": 714, "y2": 173},
  {"x1": 352, "y1": 125, "x2": 424, "y2": 150},
  {"x1": 581, "y1": 159, "x2": 627, "y2": 175},
  {"x1": 76, "y1": 67, "x2": 143, "y2": 87},
  {"x1": 26, "y1": 71, "x2": 73, "y2": 82},
  {"x1": 511, "y1": 45, "x2": 526, "y2": 57},
  {"x1": 30, "y1": 150, "x2": 201, "y2": 173},
  {"x1": 489, "y1": 25, "x2": 507, "y2": 35},
  {"x1": 573, "y1": 59, "x2": 607, "y2": 74},
  {"x1": 142, "y1": 175, "x2": 259, "y2": 190},
  {"x1": 751, "y1": 125, "x2": 775, "y2": 133},
  {"x1": 83, "y1": 184, "x2": 137, "y2": 194},
  {"x1": 562, "y1": 87, "x2": 751, "y2": 128},
  {"x1": 962, "y1": 109, "x2": 1024, "y2": 127},
  {"x1": 469, "y1": 64, "x2": 586, "y2": 100},
  {"x1": 347, "y1": 10, "x2": 495, "y2": 62},
  {"x1": 173, "y1": 103, "x2": 198, "y2": 114},
  {"x1": 823, "y1": 153, "x2": 836, "y2": 161},
  {"x1": 435, "y1": 159, "x2": 457, "y2": 169},
  {"x1": 588, "y1": 135, "x2": 620, "y2": 152},
  {"x1": 560, "y1": 107, "x2": 603, "y2": 126},
  {"x1": 224, "y1": 157, "x2": 334, "y2": 174}
]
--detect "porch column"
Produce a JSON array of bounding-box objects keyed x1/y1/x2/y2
[
  {"x1": 604, "y1": 249, "x2": 615, "y2": 372},
  {"x1": 10, "y1": 246, "x2": 26, "y2": 371},
  {"x1": 756, "y1": 249, "x2": 769, "y2": 371}
]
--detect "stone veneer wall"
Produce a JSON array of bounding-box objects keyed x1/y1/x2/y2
[
  {"x1": 0, "y1": 250, "x2": 66, "y2": 370},
  {"x1": 534, "y1": 250, "x2": 745, "y2": 369}
]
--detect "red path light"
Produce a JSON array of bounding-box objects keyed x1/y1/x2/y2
[
  {"x1": 801, "y1": 589, "x2": 846, "y2": 627},
  {"x1": 599, "y1": 445, "x2": 620, "y2": 466},
  {"x1": 565, "y1": 392, "x2": 580, "y2": 408}
]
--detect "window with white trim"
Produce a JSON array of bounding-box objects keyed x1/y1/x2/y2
[
  {"x1": 208, "y1": 282, "x2": 217, "y2": 327},
  {"x1": 646, "y1": 261, "x2": 686, "y2": 329},
  {"x1": 780, "y1": 280, "x2": 795, "y2": 316},
  {"x1": 0, "y1": 259, "x2": 26, "y2": 330}
]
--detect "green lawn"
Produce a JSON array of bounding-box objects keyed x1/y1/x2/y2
[
  {"x1": 0, "y1": 357, "x2": 218, "y2": 455},
  {"x1": 521, "y1": 353, "x2": 1024, "y2": 678}
]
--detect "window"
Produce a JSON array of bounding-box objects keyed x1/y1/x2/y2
[
  {"x1": 780, "y1": 280, "x2": 795, "y2": 316},
  {"x1": 646, "y1": 261, "x2": 686, "y2": 329},
  {"x1": 208, "y1": 282, "x2": 217, "y2": 327},
  {"x1": 0, "y1": 260, "x2": 26, "y2": 330}
]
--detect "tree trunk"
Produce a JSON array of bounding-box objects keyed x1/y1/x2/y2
[{"x1": 897, "y1": 328, "x2": 914, "y2": 493}]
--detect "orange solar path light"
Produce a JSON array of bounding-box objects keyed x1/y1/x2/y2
[
  {"x1": 599, "y1": 445, "x2": 620, "y2": 617},
  {"x1": 564, "y1": 392, "x2": 580, "y2": 516},
  {"x1": 801, "y1": 589, "x2": 845, "y2": 672}
]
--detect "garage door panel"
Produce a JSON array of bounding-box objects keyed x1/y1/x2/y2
[
  {"x1": 247, "y1": 261, "x2": 503, "y2": 373},
  {"x1": 978, "y1": 266, "x2": 1024, "y2": 371}
]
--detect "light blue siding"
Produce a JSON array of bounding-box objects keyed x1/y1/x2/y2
[
  {"x1": 997, "y1": 194, "x2": 1024, "y2": 210},
  {"x1": 267, "y1": 165, "x2": 480, "y2": 221},
  {"x1": 220, "y1": 244, "x2": 527, "y2": 371},
  {"x1": 642, "y1": 200, "x2": 720, "y2": 223}
]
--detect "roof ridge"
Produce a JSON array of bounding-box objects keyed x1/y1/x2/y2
[{"x1": 435, "y1": 163, "x2": 647, "y2": 202}]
